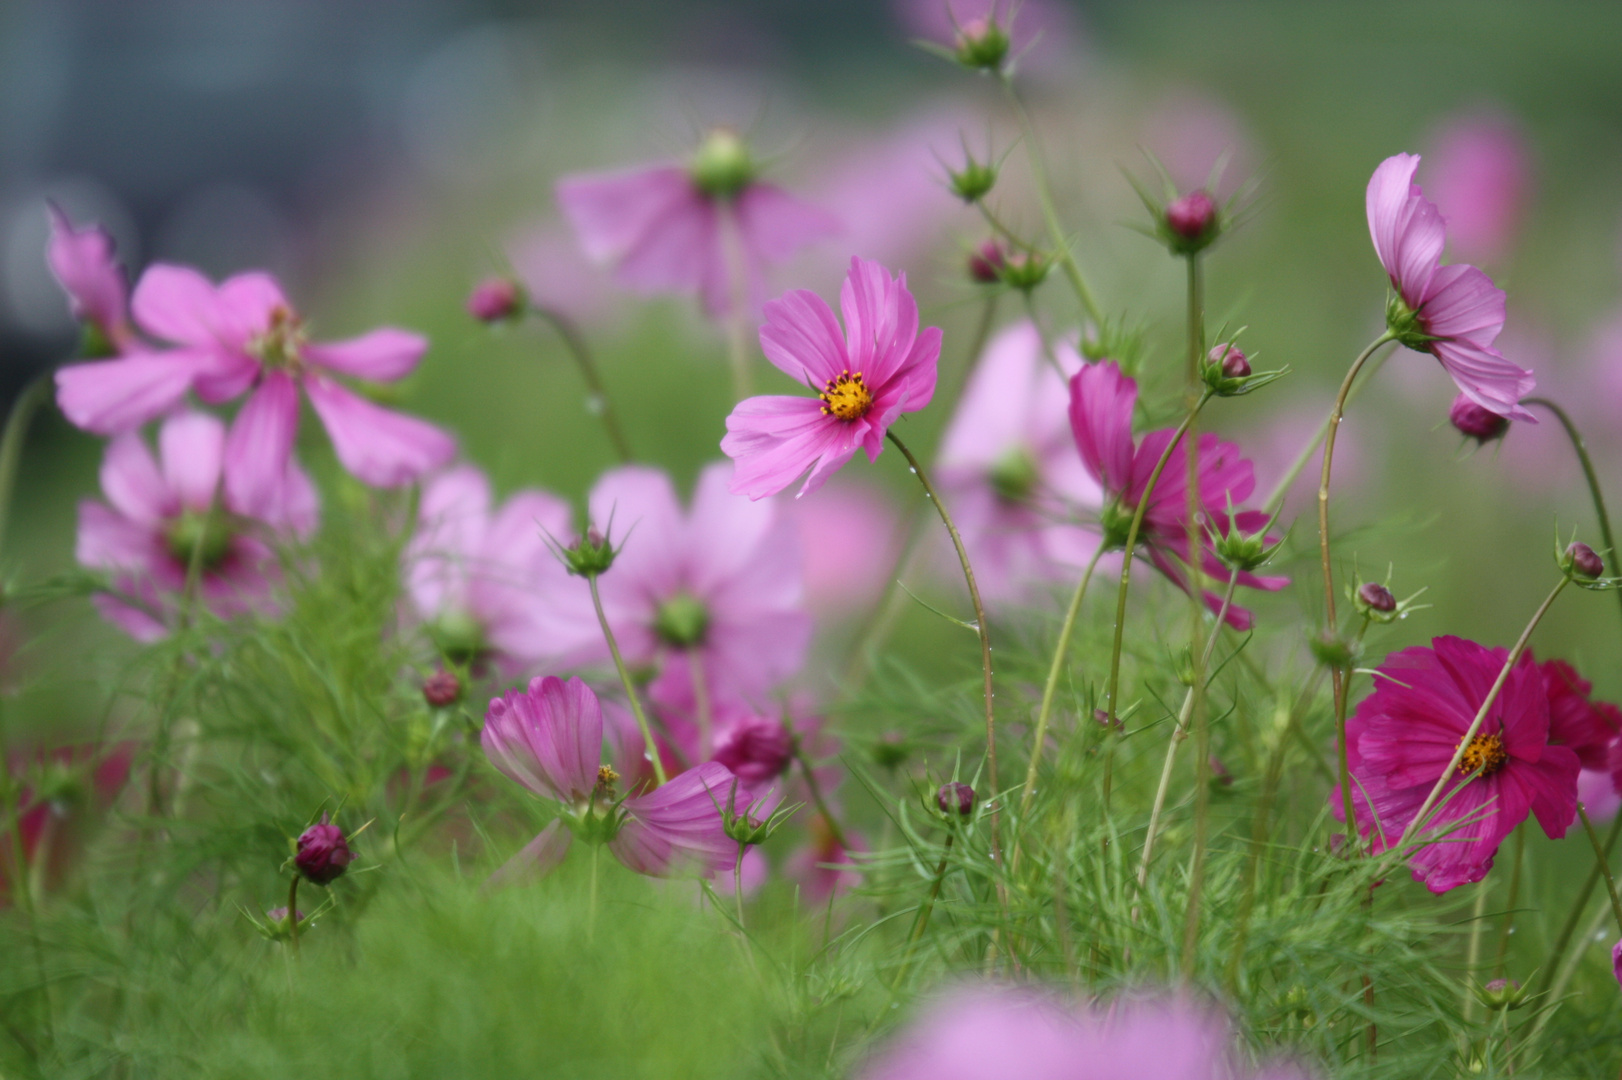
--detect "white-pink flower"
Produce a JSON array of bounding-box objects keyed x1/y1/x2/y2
[{"x1": 76, "y1": 411, "x2": 315, "y2": 641}]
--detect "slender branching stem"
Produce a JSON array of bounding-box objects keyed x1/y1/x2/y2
[
  {"x1": 1463, "y1": 881, "x2": 1491, "y2": 1024},
  {"x1": 529, "y1": 305, "x2": 632, "y2": 463},
  {"x1": 1539, "y1": 810, "x2": 1622, "y2": 1002},
  {"x1": 1493, "y1": 824, "x2": 1526, "y2": 979},
  {"x1": 1020, "y1": 545, "x2": 1105, "y2": 817},
  {"x1": 1577, "y1": 803, "x2": 1622, "y2": 935},
  {"x1": 1100, "y1": 392, "x2": 1213, "y2": 809},
  {"x1": 720, "y1": 204, "x2": 754, "y2": 401},
  {"x1": 287, "y1": 876, "x2": 301, "y2": 956},
  {"x1": 891, "y1": 834, "x2": 955, "y2": 991},
  {"x1": 795, "y1": 748, "x2": 849, "y2": 853},
  {"x1": 885, "y1": 431, "x2": 1004, "y2": 875},
  {"x1": 587, "y1": 576, "x2": 666, "y2": 785},
  {"x1": 1401, "y1": 577, "x2": 1568, "y2": 845},
  {"x1": 588, "y1": 842, "x2": 600, "y2": 943},
  {"x1": 689, "y1": 651, "x2": 714, "y2": 761}
]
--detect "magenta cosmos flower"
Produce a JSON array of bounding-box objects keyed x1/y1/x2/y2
[
  {"x1": 76, "y1": 410, "x2": 316, "y2": 641},
  {"x1": 1367, "y1": 152, "x2": 1534, "y2": 420},
  {"x1": 567, "y1": 462, "x2": 810, "y2": 705},
  {"x1": 937, "y1": 321, "x2": 1102, "y2": 603},
  {"x1": 722, "y1": 256, "x2": 942, "y2": 499},
  {"x1": 45, "y1": 205, "x2": 133, "y2": 351},
  {"x1": 1537, "y1": 655, "x2": 1622, "y2": 770},
  {"x1": 557, "y1": 129, "x2": 838, "y2": 319},
  {"x1": 481, "y1": 675, "x2": 743, "y2": 879},
  {"x1": 1067, "y1": 359, "x2": 1287, "y2": 629},
  {"x1": 406, "y1": 466, "x2": 595, "y2": 672},
  {"x1": 56, "y1": 263, "x2": 455, "y2": 504},
  {"x1": 859, "y1": 984, "x2": 1308, "y2": 1080},
  {"x1": 1334, "y1": 636, "x2": 1580, "y2": 893}
]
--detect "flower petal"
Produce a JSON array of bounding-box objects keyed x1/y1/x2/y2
[
  {"x1": 304, "y1": 328, "x2": 428, "y2": 382},
  {"x1": 223, "y1": 372, "x2": 300, "y2": 520},
  {"x1": 303, "y1": 375, "x2": 456, "y2": 487},
  {"x1": 55, "y1": 352, "x2": 204, "y2": 435},
  {"x1": 721, "y1": 395, "x2": 858, "y2": 500},
  {"x1": 158, "y1": 411, "x2": 225, "y2": 512},
  {"x1": 759, "y1": 289, "x2": 850, "y2": 385},
  {"x1": 611, "y1": 761, "x2": 737, "y2": 878},
  {"x1": 1366, "y1": 153, "x2": 1444, "y2": 303},
  {"x1": 100, "y1": 430, "x2": 173, "y2": 526},
  {"x1": 484, "y1": 820, "x2": 573, "y2": 890},
  {"x1": 1068, "y1": 360, "x2": 1138, "y2": 498}
]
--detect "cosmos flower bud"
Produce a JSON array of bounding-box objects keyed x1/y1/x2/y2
[
  {"x1": 563, "y1": 527, "x2": 617, "y2": 579},
  {"x1": 294, "y1": 814, "x2": 355, "y2": 886},
  {"x1": 1208, "y1": 755, "x2": 1233, "y2": 788},
  {"x1": 1478, "y1": 977, "x2": 1527, "y2": 1011},
  {"x1": 713, "y1": 715, "x2": 795, "y2": 784},
  {"x1": 948, "y1": 154, "x2": 998, "y2": 203},
  {"x1": 1358, "y1": 581, "x2": 1397, "y2": 614},
  {"x1": 422, "y1": 668, "x2": 462, "y2": 708},
  {"x1": 1166, "y1": 190, "x2": 1217, "y2": 241},
  {"x1": 953, "y1": 16, "x2": 1011, "y2": 72},
  {"x1": 935, "y1": 781, "x2": 976, "y2": 819},
  {"x1": 253, "y1": 906, "x2": 308, "y2": 943},
  {"x1": 1210, "y1": 343, "x2": 1250, "y2": 378},
  {"x1": 1566, "y1": 542, "x2": 1605, "y2": 581},
  {"x1": 997, "y1": 250, "x2": 1050, "y2": 292},
  {"x1": 690, "y1": 129, "x2": 755, "y2": 200},
  {"x1": 1448, "y1": 394, "x2": 1509, "y2": 443},
  {"x1": 967, "y1": 240, "x2": 1005, "y2": 284},
  {"x1": 466, "y1": 276, "x2": 524, "y2": 324}
]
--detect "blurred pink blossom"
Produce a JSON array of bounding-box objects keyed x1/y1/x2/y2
[
  {"x1": 1142, "y1": 90, "x2": 1258, "y2": 200},
  {"x1": 780, "y1": 477, "x2": 902, "y2": 620},
  {"x1": 1423, "y1": 110, "x2": 1532, "y2": 266},
  {"x1": 45, "y1": 204, "x2": 133, "y2": 350},
  {"x1": 506, "y1": 222, "x2": 616, "y2": 324}
]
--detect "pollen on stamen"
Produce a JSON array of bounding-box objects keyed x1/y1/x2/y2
[
  {"x1": 818, "y1": 369, "x2": 872, "y2": 421},
  {"x1": 1457, "y1": 732, "x2": 1508, "y2": 778}
]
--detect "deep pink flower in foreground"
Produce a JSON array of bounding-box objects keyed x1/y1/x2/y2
[
  {"x1": 76, "y1": 411, "x2": 316, "y2": 641},
  {"x1": 557, "y1": 130, "x2": 838, "y2": 318},
  {"x1": 859, "y1": 984, "x2": 1308, "y2": 1080},
  {"x1": 1067, "y1": 359, "x2": 1287, "y2": 629},
  {"x1": 60, "y1": 264, "x2": 455, "y2": 502},
  {"x1": 937, "y1": 321, "x2": 1101, "y2": 603},
  {"x1": 1366, "y1": 152, "x2": 1534, "y2": 420},
  {"x1": 1333, "y1": 636, "x2": 1580, "y2": 893},
  {"x1": 570, "y1": 462, "x2": 810, "y2": 705},
  {"x1": 45, "y1": 205, "x2": 133, "y2": 350},
  {"x1": 481, "y1": 675, "x2": 742, "y2": 879},
  {"x1": 406, "y1": 466, "x2": 594, "y2": 672},
  {"x1": 722, "y1": 257, "x2": 942, "y2": 499}
]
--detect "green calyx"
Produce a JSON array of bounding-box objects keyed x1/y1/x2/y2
[
  {"x1": 1385, "y1": 293, "x2": 1435, "y2": 352},
  {"x1": 953, "y1": 18, "x2": 1010, "y2": 72},
  {"x1": 654, "y1": 593, "x2": 709, "y2": 647},
  {"x1": 165, "y1": 509, "x2": 234, "y2": 570},
  {"x1": 948, "y1": 158, "x2": 998, "y2": 203},
  {"x1": 430, "y1": 611, "x2": 487, "y2": 667},
  {"x1": 988, "y1": 448, "x2": 1039, "y2": 504},
  {"x1": 690, "y1": 130, "x2": 755, "y2": 201},
  {"x1": 1098, "y1": 499, "x2": 1136, "y2": 552}
]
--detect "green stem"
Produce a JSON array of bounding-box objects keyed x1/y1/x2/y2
[
  {"x1": 1577, "y1": 802, "x2": 1622, "y2": 936},
  {"x1": 1100, "y1": 392, "x2": 1213, "y2": 810},
  {"x1": 1318, "y1": 331, "x2": 1397, "y2": 848},
  {"x1": 733, "y1": 845, "x2": 747, "y2": 933},
  {"x1": 288, "y1": 875, "x2": 301, "y2": 956},
  {"x1": 1401, "y1": 577, "x2": 1568, "y2": 846},
  {"x1": 587, "y1": 576, "x2": 666, "y2": 785},
  {"x1": 1463, "y1": 880, "x2": 1490, "y2": 1024},
  {"x1": 529, "y1": 305, "x2": 633, "y2": 463},
  {"x1": 885, "y1": 431, "x2": 1004, "y2": 875},
  {"x1": 588, "y1": 842, "x2": 600, "y2": 943},
  {"x1": 0, "y1": 374, "x2": 49, "y2": 564},
  {"x1": 1019, "y1": 545, "x2": 1105, "y2": 817},
  {"x1": 999, "y1": 77, "x2": 1104, "y2": 326},
  {"x1": 891, "y1": 834, "x2": 955, "y2": 991},
  {"x1": 1525, "y1": 399, "x2": 1622, "y2": 625},
  {"x1": 1537, "y1": 810, "x2": 1622, "y2": 1002},
  {"x1": 795, "y1": 748, "x2": 849, "y2": 853},
  {"x1": 1178, "y1": 252, "x2": 1211, "y2": 975},
  {"x1": 1262, "y1": 344, "x2": 1395, "y2": 515},
  {"x1": 1493, "y1": 824, "x2": 1526, "y2": 979},
  {"x1": 720, "y1": 204, "x2": 753, "y2": 400}
]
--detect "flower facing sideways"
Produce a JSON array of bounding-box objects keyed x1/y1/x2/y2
[
  {"x1": 1334, "y1": 636, "x2": 1580, "y2": 893},
  {"x1": 723, "y1": 256, "x2": 942, "y2": 499},
  {"x1": 481, "y1": 675, "x2": 743, "y2": 880}
]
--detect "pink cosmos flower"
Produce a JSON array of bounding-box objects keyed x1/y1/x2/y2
[
  {"x1": 481, "y1": 675, "x2": 742, "y2": 879},
  {"x1": 722, "y1": 257, "x2": 942, "y2": 499},
  {"x1": 1424, "y1": 111, "x2": 1531, "y2": 266},
  {"x1": 788, "y1": 811, "x2": 866, "y2": 905},
  {"x1": 781, "y1": 477, "x2": 902, "y2": 620},
  {"x1": 1067, "y1": 359, "x2": 1287, "y2": 629},
  {"x1": 1333, "y1": 636, "x2": 1581, "y2": 893},
  {"x1": 45, "y1": 204, "x2": 133, "y2": 350},
  {"x1": 571, "y1": 462, "x2": 810, "y2": 705},
  {"x1": 937, "y1": 321, "x2": 1102, "y2": 603},
  {"x1": 1613, "y1": 939, "x2": 1622, "y2": 991},
  {"x1": 858, "y1": 984, "x2": 1309, "y2": 1080},
  {"x1": 1536, "y1": 656, "x2": 1622, "y2": 770},
  {"x1": 57, "y1": 264, "x2": 455, "y2": 502},
  {"x1": 405, "y1": 466, "x2": 596, "y2": 673},
  {"x1": 556, "y1": 130, "x2": 838, "y2": 318},
  {"x1": 2, "y1": 742, "x2": 133, "y2": 904},
  {"x1": 1366, "y1": 152, "x2": 1534, "y2": 420},
  {"x1": 76, "y1": 410, "x2": 316, "y2": 641}
]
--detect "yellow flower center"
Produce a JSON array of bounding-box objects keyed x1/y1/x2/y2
[
  {"x1": 250, "y1": 305, "x2": 306, "y2": 372},
  {"x1": 1457, "y1": 732, "x2": 1508, "y2": 778},
  {"x1": 819, "y1": 370, "x2": 872, "y2": 422}
]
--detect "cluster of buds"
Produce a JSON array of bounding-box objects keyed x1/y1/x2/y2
[
  {"x1": 1349, "y1": 573, "x2": 1427, "y2": 625},
  {"x1": 1201, "y1": 341, "x2": 1286, "y2": 398}
]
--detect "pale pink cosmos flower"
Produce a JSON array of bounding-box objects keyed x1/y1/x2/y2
[
  {"x1": 59, "y1": 264, "x2": 455, "y2": 504},
  {"x1": 723, "y1": 256, "x2": 942, "y2": 499},
  {"x1": 556, "y1": 130, "x2": 839, "y2": 319},
  {"x1": 937, "y1": 321, "x2": 1102, "y2": 603},
  {"x1": 780, "y1": 476, "x2": 902, "y2": 620},
  {"x1": 45, "y1": 204, "x2": 133, "y2": 350},
  {"x1": 1424, "y1": 111, "x2": 1532, "y2": 266},
  {"x1": 1068, "y1": 360, "x2": 1287, "y2": 629},
  {"x1": 859, "y1": 984, "x2": 1310, "y2": 1080},
  {"x1": 405, "y1": 466, "x2": 596, "y2": 673},
  {"x1": 76, "y1": 410, "x2": 316, "y2": 641},
  {"x1": 568, "y1": 462, "x2": 810, "y2": 706},
  {"x1": 1333, "y1": 636, "x2": 1580, "y2": 894},
  {"x1": 481, "y1": 675, "x2": 742, "y2": 880},
  {"x1": 1366, "y1": 152, "x2": 1534, "y2": 420}
]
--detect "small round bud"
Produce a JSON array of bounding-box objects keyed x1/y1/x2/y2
[
  {"x1": 997, "y1": 250, "x2": 1050, "y2": 292},
  {"x1": 294, "y1": 814, "x2": 355, "y2": 886},
  {"x1": 1357, "y1": 582, "x2": 1397, "y2": 614},
  {"x1": 1094, "y1": 708, "x2": 1121, "y2": 731},
  {"x1": 1568, "y1": 542, "x2": 1605, "y2": 580},
  {"x1": 1479, "y1": 977, "x2": 1527, "y2": 1010},
  {"x1": 690, "y1": 129, "x2": 754, "y2": 200},
  {"x1": 948, "y1": 158, "x2": 998, "y2": 203},
  {"x1": 563, "y1": 527, "x2": 617, "y2": 578},
  {"x1": 422, "y1": 668, "x2": 462, "y2": 708},
  {"x1": 1448, "y1": 394, "x2": 1509, "y2": 443},
  {"x1": 936, "y1": 781, "x2": 976, "y2": 818},
  {"x1": 1209, "y1": 343, "x2": 1249, "y2": 379},
  {"x1": 1165, "y1": 190, "x2": 1217, "y2": 241},
  {"x1": 968, "y1": 240, "x2": 1005, "y2": 284},
  {"x1": 953, "y1": 17, "x2": 1010, "y2": 72},
  {"x1": 466, "y1": 276, "x2": 523, "y2": 324}
]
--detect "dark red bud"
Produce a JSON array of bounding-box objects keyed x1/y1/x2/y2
[
  {"x1": 1166, "y1": 190, "x2": 1217, "y2": 240},
  {"x1": 936, "y1": 781, "x2": 976, "y2": 818},
  {"x1": 1569, "y1": 542, "x2": 1605, "y2": 580},
  {"x1": 968, "y1": 240, "x2": 1005, "y2": 284},
  {"x1": 1448, "y1": 394, "x2": 1509, "y2": 442},
  {"x1": 295, "y1": 814, "x2": 355, "y2": 886},
  {"x1": 1358, "y1": 582, "x2": 1397, "y2": 613},
  {"x1": 422, "y1": 669, "x2": 462, "y2": 707}
]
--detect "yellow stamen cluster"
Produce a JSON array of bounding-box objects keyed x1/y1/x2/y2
[
  {"x1": 596, "y1": 764, "x2": 619, "y2": 788},
  {"x1": 249, "y1": 304, "x2": 307, "y2": 372},
  {"x1": 819, "y1": 370, "x2": 872, "y2": 422},
  {"x1": 1457, "y1": 732, "x2": 1508, "y2": 778}
]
